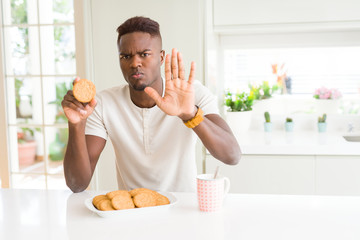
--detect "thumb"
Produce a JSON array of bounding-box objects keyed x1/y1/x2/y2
[
  {"x1": 84, "y1": 98, "x2": 97, "y2": 114},
  {"x1": 88, "y1": 98, "x2": 97, "y2": 109},
  {"x1": 144, "y1": 87, "x2": 163, "y2": 106}
]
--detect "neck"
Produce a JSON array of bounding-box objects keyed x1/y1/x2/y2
[{"x1": 129, "y1": 78, "x2": 163, "y2": 108}]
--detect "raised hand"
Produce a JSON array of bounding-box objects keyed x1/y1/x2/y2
[
  {"x1": 61, "y1": 77, "x2": 97, "y2": 124},
  {"x1": 144, "y1": 48, "x2": 196, "y2": 120}
]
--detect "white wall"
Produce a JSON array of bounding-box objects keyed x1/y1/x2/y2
[{"x1": 84, "y1": 0, "x2": 205, "y2": 190}]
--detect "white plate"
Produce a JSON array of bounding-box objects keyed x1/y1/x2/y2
[{"x1": 85, "y1": 191, "x2": 178, "y2": 218}]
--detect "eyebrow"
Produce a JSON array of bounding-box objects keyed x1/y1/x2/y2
[{"x1": 119, "y1": 49, "x2": 152, "y2": 55}]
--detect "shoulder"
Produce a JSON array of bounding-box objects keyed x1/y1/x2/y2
[
  {"x1": 193, "y1": 80, "x2": 215, "y2": 97},
  {"x1": 192, "y1": 80, "x2": 219, "y2": 115}
]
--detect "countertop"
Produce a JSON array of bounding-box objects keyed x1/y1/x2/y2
[
  {"x1": 235, "y1": 131, "x2": 360, "y2": 156},
  {"x1": 1, "y1": 189, "x2": 360, "y2": 240}
]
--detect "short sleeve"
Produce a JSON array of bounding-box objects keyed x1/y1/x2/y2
[
  {"x1": 193, "y1": 80, "x2": 219, "y2": 115},
  {"x1": 85, "y1": 95, "x2": 108, "y2": 140}
]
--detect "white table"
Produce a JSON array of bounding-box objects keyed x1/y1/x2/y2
[{"x1": 1, "y1": 189, "x2": 360, "y2": 240}]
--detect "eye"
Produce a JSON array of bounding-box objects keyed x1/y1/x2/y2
[
  {"x1": 141, "y1": 52, "x2": 150, "y2": 57},
  {"x1": 120, "y1": 55, "x2": 131, "y2": 60}
]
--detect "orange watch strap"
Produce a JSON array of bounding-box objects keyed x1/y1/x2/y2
[{"x1": 184, "y1": 107, "x2": 204, "y2": 128}]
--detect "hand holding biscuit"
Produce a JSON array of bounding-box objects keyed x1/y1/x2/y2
[{"x1": 61, "y1": 77, "x2": 97, "y2": 124}]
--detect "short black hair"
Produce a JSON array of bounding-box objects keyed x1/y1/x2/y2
[{"x1": 116, "y1": 16, "x2": 161, "y2": 45}]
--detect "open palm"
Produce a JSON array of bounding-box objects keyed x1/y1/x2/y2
[{"x1": 144, "y1": 48, "x2": 196, "y2": 118}]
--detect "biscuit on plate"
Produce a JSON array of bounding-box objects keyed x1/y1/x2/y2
[
  {"x1": 111, "y1": 194, "x2": 135, "y2": 210},
  {"x1": 73, "y1": 78, "x2": 96, "y2": 103},
  {"x1": 106, "y1": 190, "x2": 131, "y2": 199},
  {"x1": 133, "y1": 191, "x2": 157, "y2": 208},
  {"x1": 130, "y1": 188, "x2": 170, "y2": 206},
  {"x1": 129, "y1": 188, "x2": 156, "y2": 197},
  {"x1": 155, "y1": 193, "x2": 170, "y2": 206},
  {"x1": 92, "y1": 194, "x2": 108, "y2": 209},
  {"x1": 98, "y1": 199, "x2": 115, "y2": 211}
]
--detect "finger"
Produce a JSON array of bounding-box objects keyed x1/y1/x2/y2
[
  {"x1": 88, "y1": 98, "x2": 97, "y2": 108},
  {"x1": 188, "y1": 61, "x2": 196, "y2": 85},
  {"x1": 84, "y1": 99, "x2": 97, "y2": 113},
  {"x1": 171, "y1": 48, "x2": 178, "y2": 79},
  {"x1": 72, "y1": 76, "x2": 80, "y2": 85},
  {"x1": 63, "y1": 91, "x2": 85, "y2": 109},
  {"x1": 66, "y1": 101, "x2": 87, "y2": 115},
  {"x1": 62, "y1": 97, "x2": 85, "y2": 112},
  {"x1": 164, "y1": 54, "x2": 171, "y2": 81},
  {"x1": 144, "y1": 87, "x2": 163, "y2": 107},
  {"x1": 66, "y1": 90, "x2": 74, "y2": 97},
  {"x1": 178, "y1": 52, "x2": 185, "y2": 80}
]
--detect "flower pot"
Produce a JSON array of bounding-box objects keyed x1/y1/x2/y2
[
  {"x1": 18, "y1": 141, "x2": 37, "y2": 166},
  {"x1": 264, "y1": 122, "x2": 272, "y2": 132},
  {"x1": 317, "y1": 122, "x2": 327, "y2": 133},
  {"x1": 285, "y1": 122, "x2": 294, "y2": 132},
  {"x1": 226, "y1": 110, "x2": 252, "y2": 135}
]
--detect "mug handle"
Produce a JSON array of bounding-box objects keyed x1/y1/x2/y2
[{"x1": 223, "y1": 177, "x2": 230, "y2": 198}]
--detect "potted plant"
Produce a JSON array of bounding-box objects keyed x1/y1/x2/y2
[
  {"x1": 264, "y1": 111, "x2": 272, "y2": 132},
  {"x1": 318, "y1": 113, "x2": 327, "y2": 133},
  {"x1": 224, "y1": 91, "x2": 254, "y2": 134},
  {"x1": 249, "y1": 81, "x2": 280, "y2": 113},
  {"x1": 17, "y1": 128, "x2": 37, "y2": 166},
  {"x1": 313, "y1": 87, "x2": 342, "y2": 114},
  {"x1": 285, "y1": 117, "x2": 294, "y2": 132},
  {"x1": 249, "y1": 81, "x2": 279, "y2": 100}
]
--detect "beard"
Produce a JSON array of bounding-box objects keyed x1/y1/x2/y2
[{"x1": 132, "y1": 83, "x2": 147, "y2": 91}]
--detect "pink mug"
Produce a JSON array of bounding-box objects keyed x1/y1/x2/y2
[{"x1": 197, "y1": 174, "x2": 230, "y2": 212}]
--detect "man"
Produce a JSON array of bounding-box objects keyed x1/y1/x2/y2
[{"x1": 62, "y1": 16, "x2": 240, "y2": 193}]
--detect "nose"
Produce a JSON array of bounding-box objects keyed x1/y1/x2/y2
[{"x1": 130, "y1": 54, "x2": 142, "y2": 68}]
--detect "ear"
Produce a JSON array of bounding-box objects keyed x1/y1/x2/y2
[{"x1": 160, "y1": 50, "x2": 165, "y2": 65}]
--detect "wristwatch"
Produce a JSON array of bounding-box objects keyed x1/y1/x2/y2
[{"x1": 184, "y1": 106, "x2": 204, "y2": 128}]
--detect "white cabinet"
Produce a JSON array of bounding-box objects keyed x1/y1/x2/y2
[
  {"x1": 206, "y1": 155, "x2": 315, "y2": 195},
  {"x1": 213, "y1": 0, "x2": 360, "y2": 27},
  {"x1": 315, "y1": 156, "x2": 360, "y2": 196},
  {"x1": 207, "y1": 154, "x2": 360, "y2": 195}
]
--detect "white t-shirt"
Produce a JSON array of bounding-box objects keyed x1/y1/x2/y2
[{"x1": 85, "y1": 80, "x2": 219, "y2": 192}]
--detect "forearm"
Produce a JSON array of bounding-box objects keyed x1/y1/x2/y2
[
  {"x1": 64, "y1": 121, "x2": 92, "y2": 192},
  {"x1": 193, "y1": 114, "x2": 241, "y2": 165}
]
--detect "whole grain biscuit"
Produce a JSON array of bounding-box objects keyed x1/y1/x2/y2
[
  {"x1": 133, "y1": 191, "x2": 157, "y2": 208},
  {"x1": 129, "y1": 188, "x2": 157, "y2": 197},
  {"x1": 155, "y1": 193, "x2": 170, "y2": 206},
  {"x1": 98, "y1": 199, "x2": 115, "y2": 211},
  {"x1": 73, "y1": 78, "x2": 96, "y2": 103},
  {"x1": 106, "y1": 190, "x2": 131, "y2": 199},
  {"x1": 92, "y1": 194, "x2": 108, "y2": 209},
  {"x1": 111, "y1": 194, "x2": 135, "y2": 210}
]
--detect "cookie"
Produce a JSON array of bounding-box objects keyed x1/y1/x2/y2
[
  {"x1": 133, "y1": 191, "x2": 157, "y2": 208},
  {"x1": 111, "y1": 194, "x2": 135, "y2": 210},
  {"x1": 155, "y1": 193, "x2": 170, "y2": 206},
  {"x1": 73, "y1": 78, "x2": 96, "y2": 103},
  {"x1": 92, "y1": 194, "x2": 108, "y2": 209},
  {"x1": 98, "y1": 199, "x2": 115, "y2": 211},
  {"x1": 106, "y1": 190, "x2": 131, "y2": 199},
  {"x1": 129, "y1": 188, "x2": 157, "y2": 197}
]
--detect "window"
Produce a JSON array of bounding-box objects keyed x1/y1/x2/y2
[
  {"x1": 0, "y1": 0, "x2": 82, "y2": 189},
  {"x1": 216, "y1": 31, "x2": 360, "y2": 115},
  {"x1": 224, "y1": 47, "x2": 360, "y2": 95}
]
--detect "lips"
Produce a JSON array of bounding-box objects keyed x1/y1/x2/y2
[{"x1": 131, "y1": 72, "x2": 144, "y2": 79}]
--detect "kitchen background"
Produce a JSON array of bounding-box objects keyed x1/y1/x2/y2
[{"x1": 0, "y1": 0, "x2": 359, "y2": 194}]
